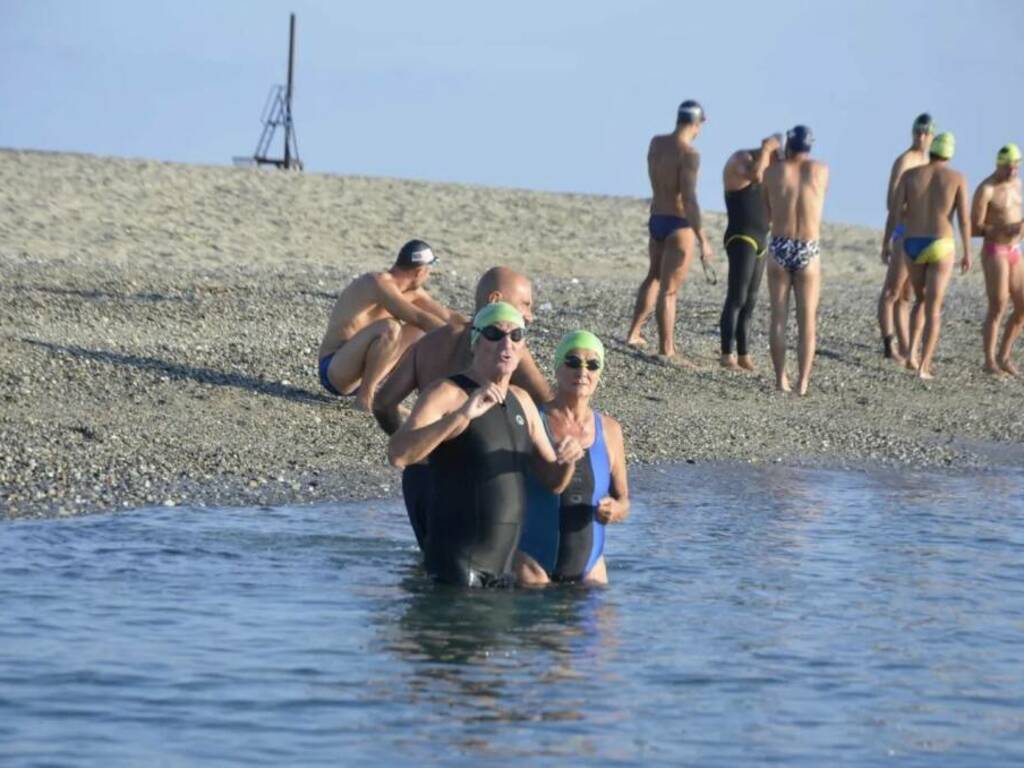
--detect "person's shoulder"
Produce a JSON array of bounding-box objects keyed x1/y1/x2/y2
[
  {"x1": 725, "y1": 149, "x2": 753, "y2": 169},
  {"x1": 599, "y1": 411, "x2": 624, "y2": 437}
]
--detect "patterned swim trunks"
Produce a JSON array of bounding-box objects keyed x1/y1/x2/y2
[{"x1": 769, "y1": 236, "x2": 820, "y2": 272}]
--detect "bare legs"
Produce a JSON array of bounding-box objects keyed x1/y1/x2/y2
[
  {"x1": 325, "y1": 319, "x2": 424, "y2": 411},
  {"x1": 767, "y1": 259, "x2": 792, "y2": 392},
  {"x1": 626, "y1": 239, "x2": 663, "y2": 347},
  {"x1": 627, "y1": 230, "x2": 694, "y2": 358},
  {"x1": 907, "y1": 257, "x2": 954, "y2": 379},
  {"x1": 982, "y1": 249, "x2": 1010, "y2": 374},
  {"x1": 877, "y1": 247, "x2": 912, "y2": 363},
  {"x1": 767, "y1": 258, "x2": 821, "y2": 395}
]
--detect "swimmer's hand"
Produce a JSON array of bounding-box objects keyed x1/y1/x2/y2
[
  {"x1": 554, "y1": 436, "x2": 584, "y2": 466},
  {"x1": 595, "y1": 496, "x2": 619, "y2": 524},
  {"x1": 460, "y1": 384, "x2": 504, "y2": 420},
  {"x1": 960, "y1": 252, "x2": 971, "y2": 275},
  {"x1": 700, "y1": 238, "x2": 715, "y2": 263},
  {"x1": 880, "y1": 243, "x2": 890, "y2": 265}
]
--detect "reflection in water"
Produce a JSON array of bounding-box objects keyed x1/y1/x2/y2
[{"x1": 380, "y1": 566, "x2": 619, "y2": 731}]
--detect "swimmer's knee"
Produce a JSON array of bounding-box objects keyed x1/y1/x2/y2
[{"x1": 379, "y1": 318, "x2": 402, "y2": 341}]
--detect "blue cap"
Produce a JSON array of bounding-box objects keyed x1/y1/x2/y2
[{"x1": 786, "y1": 125, "x2": 814, "y2": 154}]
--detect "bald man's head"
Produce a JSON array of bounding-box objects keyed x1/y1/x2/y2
[{"x1": 474, "y1": 266, "x2": 534, "y2": 322}]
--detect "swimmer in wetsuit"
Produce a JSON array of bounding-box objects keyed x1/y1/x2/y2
[
  {"x1": 625, "y1": 99, "x2": 715, "y2": 363},
  {"x1": 387, "y1": 303, "x2": 583, "y2": 587},
  {"x1": 888, "y1": 131, "x2": 971, "y2": 379},
  {"x1": 719, "y1": 134, "x2": 782, "y2": 372},
  {"x1": 373, "y1": 266, "x2": 554, "y2": 550},
  {"x1": 878, "y1": 114, "x2": 935, "y2": 364},
  {"x1": 972, "y1": 143, "x2": 1024, "y2": 376},
  {"x1": 516, "y1": 331, "x2": 630, "y2": 586}
]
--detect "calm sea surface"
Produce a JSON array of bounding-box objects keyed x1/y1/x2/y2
[{"x1": 2, "y1": 463, "x2": 1023, "y2": 766}]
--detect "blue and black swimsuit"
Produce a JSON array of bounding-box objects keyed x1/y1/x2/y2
[{"x1": 519, "y1": 410, "x2": 611, "y2": 582}]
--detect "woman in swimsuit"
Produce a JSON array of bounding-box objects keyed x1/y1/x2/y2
[{"x1": 515, "y1": 331, "x2": 630, "y2": 586}]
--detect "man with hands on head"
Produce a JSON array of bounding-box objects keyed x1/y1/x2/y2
[{"x1": 388, "y1": 303, "x2": 582, "y2": 588}]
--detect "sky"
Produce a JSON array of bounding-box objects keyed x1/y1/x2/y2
[{"x1": 2, "y1": 0, "x2": 1023, "y2": 228}]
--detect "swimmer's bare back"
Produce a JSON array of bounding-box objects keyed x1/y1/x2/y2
[
  {"x1": 648, "y1": 133, "x2": 697, "y2": 217},
  {"x1": 318, "y1": 271, "x2": 443, "y2": 360}
]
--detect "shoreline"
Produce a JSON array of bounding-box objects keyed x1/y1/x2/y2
[{"x1": 2, "y1": 149, "x2": 1023, "y2": 519}]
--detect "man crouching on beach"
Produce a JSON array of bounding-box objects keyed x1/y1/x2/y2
[{"x1": 317, "y1": 239, "x2": 463, "y2": 411}]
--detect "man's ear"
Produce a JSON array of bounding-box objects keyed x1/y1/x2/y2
[{"x1": 487, "y1": 291, "x2": 503, "y2": 303}]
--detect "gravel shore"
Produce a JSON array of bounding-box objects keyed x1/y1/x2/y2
[{"x1": 2, "y1": 149, "x2": 1021, "y2": 518}]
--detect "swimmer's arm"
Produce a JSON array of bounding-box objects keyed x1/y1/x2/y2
[
  {"x1": 885, "y1": 157, "x2": 904, "y2": 215},
  {"x1": 373, "y1": 340, "x2": 418, "y2": 435},
  {"x1": 510, "y1": 347, "x2": 554, "y2": 405},
  {"x1": 387, "y1": 383, "x2": 470, "y2": 467},
  {"x1": 596, "y1": 416, "x2": 630, "y2": 525},
  {"x1": 762, "y1": 177, "x2": 773, "y2": 233},
  {"x1": 955, "y1": 175, "x2": 972, "y2": 272},
  {"x1": 515, "y1": 389, "x2": 577, "y2": 494},
  {"x1": 410, "y1": 288, "x2": 467, "y2": 326},
  {"x1": 375, "y1": 278, "x2": 446, "y2": 331},
  {"x1": 970, "y1": 183, "x2": 992, "y2": 239},
  {"x1": 752, "y1": 136, "x2": 779, "y2": 183}
]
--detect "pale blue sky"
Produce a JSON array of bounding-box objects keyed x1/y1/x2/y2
[{"x1": 2, "y1": 0, "x2": 1022, "y2": 227}]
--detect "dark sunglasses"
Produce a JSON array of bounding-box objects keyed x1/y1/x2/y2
[
  {"x1": 475, "y1": 325, "x2": 526, "y2": 343},
  {"x1": 564, "y1": 355, "x2": 601, "y2": 371}
]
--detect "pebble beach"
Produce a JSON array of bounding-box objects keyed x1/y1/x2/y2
[{"x1": 2, "y1": 148, "x2": 1022, "y2": 518}]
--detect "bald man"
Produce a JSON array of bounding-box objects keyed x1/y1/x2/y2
[{"x1": 373, "y1": 266, "x2": 554, "y2": 549}]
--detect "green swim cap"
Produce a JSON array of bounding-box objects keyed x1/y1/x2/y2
[
  {"x1": 470, "y1": 301, "x2": 525, "y2": 348},
  {"x1": 997, "y1": 143, "x2": 1021, "y2": 166},
  {"x1": 554, "y1": 330, "x2": 605, "y2": 371},
  {"x1": 930, "y1": 132, "x2": 955, "y2": 160}
]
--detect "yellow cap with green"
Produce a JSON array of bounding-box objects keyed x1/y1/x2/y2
[
  {"x1": 554, "y1": 330, "x2": 605, "y2": 371},
  {"x1": 997, "y1": 143, "x2": 1021, "y2": 166},
  {"x1": 930, "y1": 132, "x2": 955, "y2": 160}
]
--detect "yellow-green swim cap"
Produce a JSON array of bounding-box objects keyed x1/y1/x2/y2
[
  {"x1": 470, "y1": 301, "x2": 525, "y2": 348},
  {"x1": 930, "y1": 132, "x2": 955, "y2": 160},
  {"x1": 997, "y1": 143, "x2": 1021, "y2": 166},
  {"x1": 554, "y1": 330, "x2": 605, "y2": 371}
]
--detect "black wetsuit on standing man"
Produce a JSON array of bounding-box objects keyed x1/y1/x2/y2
[{"x1": 720, "y1": 182, "x2": 770, "y2": 356}]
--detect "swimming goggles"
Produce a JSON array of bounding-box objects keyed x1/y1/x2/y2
[
  {"x1": 475, "y1": 325, "x2": 526, "y2": 343},
  {"x1": 564, "y1": 355, "x2": 601, "y2": 371}
]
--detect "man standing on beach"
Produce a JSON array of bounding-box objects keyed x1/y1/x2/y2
[
  {"x1": 878, "y1": 114, "x2": 935, "y2": 364},
  {"x1": 719, "y1": 133, "x2": 781, "y2": 372},
  {"x1": 626, "y1": 100, "x2": 714, "y2": 364},
  {"x1": 888, "y1": 132, "x2": 971, "y2": 380},
  {"x1": 373, "y1": 266, "x2": 553, "y2": 549},
  {"x1": 318, "y1": 239, "x2": 462, "y2": 412},
  {"x1": 762, "y1": 126, "x2": 829, "y2": 396},
  {"x1": 972, "y1": 143, "x2": 1024, "y2": 376}
]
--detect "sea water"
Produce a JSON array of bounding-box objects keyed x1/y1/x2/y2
[{"x1": 2, "y1": 463, "x2": 1023, "y2": 766}]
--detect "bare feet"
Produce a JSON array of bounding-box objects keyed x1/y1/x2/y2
[
  {"x1": 776, "y1": 373, "x2": 791, "y2": 393},
  {"x1": 625, "y1": 335, "x2": 648, "y2": 348},
  {"x1": 905, "y1": 357, "x2": 920, "y2": 372},
  {"x1": 998, "y1": 358, "x2": 1019, "y2": 376},
  {"x1": 658, "y1": 352, "x2": 699, "y2": 370},
  {"x1": 736, "y1": 355, "x2": 756, "y2": 372},
  {"x1": 720, "y1": 354, "x2": 743, "y2": 372},
  {"x1": 888, "y1": 350, "x2": 906, "y2": 366},
  {"x1": 918, "y1": 365, "x2": 934, "y2": 381},
  {"x1": 797, "y1": 378, "x2": 810, "y2": 396},
  {"x1": 984, "y1": 361, "x2": 1007, "y2": 377}
]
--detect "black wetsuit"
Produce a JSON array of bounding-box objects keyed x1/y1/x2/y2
[
  {"x1": 720, "y1": 183, "x2": 769, "y2": 356},
  {"x1": 424, "y1": 374, "x2": 534, "y2": 587}
]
